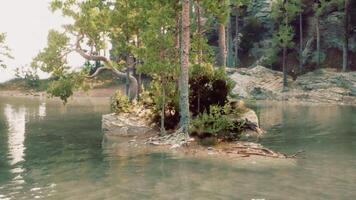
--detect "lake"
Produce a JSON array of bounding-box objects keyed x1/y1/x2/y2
[{"x1": 0, "y1": 96, "x2": 355, "y2": 200}]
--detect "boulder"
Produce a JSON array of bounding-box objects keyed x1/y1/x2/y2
[
  {"x1": 229, "y1": 66, "x2": 287, "y2": 100},
  {"x1": 102, "y1": 113, "x2": 156, "y2": 137},
  {"x1": 238, "y1": 110, "x2": 265, "y2": 139},
  {"x1": 229, "y1": 66, "x2": 356, "y2": 105},
  {"x1": 350, "y1": 87, "x2": 356, "y2": 97}
]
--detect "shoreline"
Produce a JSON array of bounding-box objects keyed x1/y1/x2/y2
[{"x1": 1, "y1": 89, "x2": 355, "y2": 106}]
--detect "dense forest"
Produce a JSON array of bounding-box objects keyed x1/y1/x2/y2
[{"x1": 1, "y1": 0, "x2": 356, "y2": 136}]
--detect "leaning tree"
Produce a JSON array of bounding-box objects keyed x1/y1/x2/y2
[{"x1": 32, "y1": 0, "x2": 140, "y2": 102}]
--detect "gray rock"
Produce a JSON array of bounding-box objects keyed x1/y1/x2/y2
[
  {"x1": 229, "y1": 65, "x2": 288, "y2": 101},
  {"x1": 350, "y1": 87, "x2": 356, "y2": 97},
  {"x1": 102, "y1": 113, "x2": 156, "y2": 137},
  {"x1": 238, "y1": 109, "x2": 265, "y2": 139}
]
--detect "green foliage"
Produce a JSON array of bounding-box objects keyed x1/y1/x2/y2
[
  {"x1": 191, "y1": 34, "x2": 214, "y2": 64},
  {"x1": 14, "y1": 67, "x2": 41, "y2": 90},
  {"x1": 271, "y1": 0, "x2": 300, "y2": 49},
  {"x1": 272, "y1": 0, "x2": 302, "y2": 22},
  {"x1": 335, "y1": 75, "x2": 353, "y2": 89},
  {"x1": 311, "y1": 51, "x2": 326, "y2": 65},
  {"x1": 202, "y1": 0, "x2": 230, "y2": 24},
  {"x1": 111, "y1": 90, "x2": 131, "y2": 113},
  {"x1": 191, "y1": 104, "x2": 244, "y2": 140},
  {"x1": 0, "y1": 77, "x2": 53, "y2": 92},
  {"x1": 313, "y1": 0, "x2": 329, "y2": 17},
  {"x1": 250, "y1": 39, "x2": 279, "y2": 67},
  {"x1": 47, "y1": 73, "x2": 85, "y2": 103},
  {"x1": 273, "y1": 24, "x2": 295, "y2": 48},
  {"x1": 31, "y1": 30, "x2": 70, "y2": 77},
  {"x1": 0, "y1": 33, "x2": 13, "y2": 68}
]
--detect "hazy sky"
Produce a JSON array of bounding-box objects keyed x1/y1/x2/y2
[{"x1": 0, "y1": 0, "x2": 83, "y2": 83}]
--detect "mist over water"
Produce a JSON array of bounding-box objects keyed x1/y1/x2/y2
[{"x1": 0, "y1": 97, "x2": 355, "y2": 200}]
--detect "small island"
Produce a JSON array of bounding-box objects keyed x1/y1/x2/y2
[{"x1": 0, "y1": 0, "x2": 355, "y2": 199}]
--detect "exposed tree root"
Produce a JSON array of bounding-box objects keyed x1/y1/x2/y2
[
  {"x1": 219, "y1": 142, "x2": 305, "y2": 159},
  {"x1": 145, "y1": 133, "x2": 305, "y2": 159}
]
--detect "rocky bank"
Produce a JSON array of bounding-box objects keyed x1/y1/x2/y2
[
  {"x1": 99, "y1": 104, "x2": 294, "y2": 160},
  {"x1": 229, "y1": 66, "x2": 356, "y2": 104}
]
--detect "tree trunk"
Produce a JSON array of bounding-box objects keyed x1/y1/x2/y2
[
  {"x1": 342, "y1": 0, "x2": 349, "y2": 72},
  {"x1": 137, "y1": 35, "x2": 142, "y2": 101},
  {"x1": 74, "y1": 34, "x2": 138, "y2": 100},
  {"x1": 138, "y1": 73, "x2": 142, "y2": 100},
  {"x1": 161, "y1": 82, "x2": 166, "y2": 134},
  {"x1": 226, "y1": 17, "x2": 234, "y2": 67},
  {"x1": 283, "y1": 45, "x2": 288, "y2": 89},
  {"x1": 87, "y1": 67, "x2": 138, "y2": 100},
  {"x1": 125, "y1": 55, "x2": 131, "y2": 98},
  {"x1": 316, "y1": 15, "x2": 320, "y2": 68},
  {"x1": 218, "y1": 23, "x2": 226, "y2": 68},
  {"x1": 235, "y1": 9, "x2": 240, "y2": 67},
  {"x1": 299, "y1": 13, "x2": 303, "y2": 70},
  {"x1": 180, "y1": 0, "x2": 190, "y2": 135},
  {"x1": 283, "y1": 2, "x2": 288, "y2": 89},
  {"x1": 175, "y1": 4, "x2": 181, "y2": 50},
  {"x1": 196, "y1": 0, "x2": 203, "y2": 65}
]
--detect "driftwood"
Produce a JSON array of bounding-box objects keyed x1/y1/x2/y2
[
  {"x1": 218, "y1": 142, "x2": 305, "y2": 159},
  {"x1": 146, "y1": 133, "x2": 305, "y2": 159}
]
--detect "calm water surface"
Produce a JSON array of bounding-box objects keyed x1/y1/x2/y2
[{"x1": 0, "y1": 97, "x2": 355, "y2": 200}]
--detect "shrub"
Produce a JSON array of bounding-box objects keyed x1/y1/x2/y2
[
  {"x1": 191, "y1": 104, "x2": 244, "y2": 141},
  {"x1": 144, "y1": 78, "x2": 181, "y2": 130},
  {"x1": 189, "y1": 65, "x2": 235, "y2": 116},
  {"x1": 47, "y1": 77, "x2": 75, "y2": 103},
  {"x1": 143, "y1": 64, "x2": 236, "y2": 131},
  {"x1": 110, "y1": 91, "x2": 131, "y2": 114}
]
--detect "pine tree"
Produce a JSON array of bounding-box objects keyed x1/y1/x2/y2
[
  {"x1": 297, "y1": 0, "x2": 304, "y2": 70},
  {"x1": 230, "y1": 0, "x2": 250, "y2": 67},
  {"x1": 343, "y1": 0, "x2": 350, "y2": 72},
  {"x1": 272, "y1": 0, "x2": 301, "y2": 89},
  {"x1": 202, "y1": 0, "x2": 230, "y2": 68},
  {"x1": 180, "y1": 0, "x2": 191, "y2": 135},
  {"x1": 313, "y1": 0, "x2": 328, "y2": 68}
]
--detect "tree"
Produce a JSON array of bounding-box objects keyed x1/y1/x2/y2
[
  {"x1": 193, "y1": 0, "x2": 204, "y2": 65},
  {"x1": 343, "y1": 0, "x2": 350, "y2": 72},
  {"x1": 202, "y1": 0, "x2": 230, "y2": 68},
  {"x1": 191, "y1": 0, "x2": 214, "y2": 66},
  {"x1": 136, "y1": 0, "x2": 180, "y2": 133},
  {"x1": 272, "y1": 0, "x2": 301, "y2": 89},
  {"x1": 32, "y1": 0, "x2": 139, "y2": 102},
  {"x1": 297, "y1": 0, "x2": 304, "y2": 70},
  {"x1": 180, "y1": 0, "x2": 191, "y2": 135},
  {"x1": 313, "y1": 0, "x2": 328, "y2": 68},
  {"x1": 331, "y1": 0, "x2": 350, "y2": 71},
  {"x1": 230, "y1": 0, "x2": 250, "y2": 67},
  {"x1": 0, "y1": 33, "x2": 13, "y2": 68}
]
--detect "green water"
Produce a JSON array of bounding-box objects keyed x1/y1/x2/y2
[{"x1": 0, "y1": 97, "x2": 355, "y2": 200}]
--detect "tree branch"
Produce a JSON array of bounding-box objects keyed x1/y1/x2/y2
[{"x1": 75, "y1": 35, "x2": 138, "y2": 100}]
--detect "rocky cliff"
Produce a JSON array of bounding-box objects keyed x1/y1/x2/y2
[{"x1": 229, "y1": 66, "x2": 356, "y2": 104}]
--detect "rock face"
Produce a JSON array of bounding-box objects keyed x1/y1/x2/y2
[
  {"x1": 229, "y1": 66, "x2": 356, "y2": 104},
  {"x1": 102, "y1": 113, "x2": 156, "y2": 137},
  {"x1": 229, "y1": 66, "x2": 291, "y2": 100}
]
